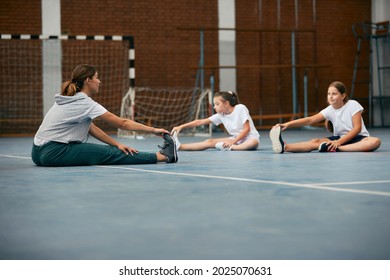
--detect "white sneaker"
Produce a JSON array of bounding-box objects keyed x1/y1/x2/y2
[
  {"x1": 172, "y1": 131, "x2": 181, "y2": 150},
  {"x1": 215, "y1": 142, "x2": 231, "y2": 151}
]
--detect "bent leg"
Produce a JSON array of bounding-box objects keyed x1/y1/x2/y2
[
  {"x1": 338, "y1": 137, "x2": 381, "y2": 152},
  {"x1": 231, "y1": 139, "x2": 259, "y2": 151}
]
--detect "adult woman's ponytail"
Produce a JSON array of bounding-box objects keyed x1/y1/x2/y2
[
  {"x1": 60, "y1": 64, "x2": 96, "y2": 96},
  {"x1": 61, "y1": 81, "x2": 78, "y2": 96}
]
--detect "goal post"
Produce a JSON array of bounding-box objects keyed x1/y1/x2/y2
[
  {"x1": 0, "y1": 33, "x2": 213, "y2": 137},
  {"x1": 118, "y1": 87, "x2": 213, "y2": 138},
  {"x1": 0, "y1": 34, "x2": 134, "y2": 135}
]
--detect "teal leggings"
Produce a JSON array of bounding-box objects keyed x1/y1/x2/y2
[{"x1": 32, "y1": 142, "x2": 157, "y2": 167}]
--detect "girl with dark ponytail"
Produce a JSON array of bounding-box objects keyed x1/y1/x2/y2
[{"x1": 171, "y1": 91, "x2": 260, "y2": 151}]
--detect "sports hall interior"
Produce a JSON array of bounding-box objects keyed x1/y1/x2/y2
[{"x1": 0, "y1": 0, "x2": 389, "y2": 260}]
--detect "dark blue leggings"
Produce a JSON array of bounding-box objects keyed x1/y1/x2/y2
[
  {"x1": 31, "y1": 142, "x2": 157, "y2": 167},
  {"x1": 327, "y1": 135, "x2": 367, "y2": 145}
]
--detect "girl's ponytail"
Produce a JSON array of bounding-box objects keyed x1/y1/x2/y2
[{"x1": 214, "y1": 91, "x2": 239, "y2": 106}]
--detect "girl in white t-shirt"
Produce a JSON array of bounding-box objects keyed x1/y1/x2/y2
[
  {"x1": 269, "y1": 81, "x2": 381, "y2": 153},
  {"x1": 171, "y1": 91, "x2": 260, "y2": 151}
]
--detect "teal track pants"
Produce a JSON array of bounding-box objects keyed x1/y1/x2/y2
[{"x1": 32, "y1": 142, "x2": 158, "y2": 167}]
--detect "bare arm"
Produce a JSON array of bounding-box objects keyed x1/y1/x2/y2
[
  {"x1": 98, "y1": 111, "x2": 169, "y2": 135},
  {"x1": 326, "y1": 112, "x2": 362, "y2": 151},
  {"x1": 276, "y1": 113, "x2": 325, "y2": 130},
  {"x1": 231, "y1": 120, "x2": 250, "y2": 144},
  {"x1": 171, "y1": 118, "x2": 212, "y2": 134},
  {"x1": 89, "y1": 123, "x2": 138, "y2": 155}
]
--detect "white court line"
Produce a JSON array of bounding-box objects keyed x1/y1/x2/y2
[
  {"x1": 98, "y1": 165, "x2": 390, "y2": 197},
  {"x1": 1, "y1": 154, "x2": 390, "y2": 197},
  {"x1": 313, "y1": 180, "x2": 390, "y2": 186},
  {"x1": 0, "y1": 154, "x2": 31, "y2": 160}
]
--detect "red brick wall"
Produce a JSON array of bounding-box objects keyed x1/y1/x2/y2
[
  {"x1": 235, "y1": 0, "x2": 371, "y2": 127},
  {"x1": 0, "y1": 0, "x2": 219, "y2": 134},
  {"x1": 0, "y1": 0, "x2": 371, "y2": 134},
  {"x1": 0, "y1": 0, "x2": 41, "y2": 33},
  {"x1": 60, "y1": 0, "x2": 219, "y2": 88}
]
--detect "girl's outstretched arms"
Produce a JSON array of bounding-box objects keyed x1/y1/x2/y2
[
  {"x1": 171, "y1": 118, "x2": 212, "y2": 135},
  {"x1": 273, "y1": 113, "x2": 325, "y2": 130}
]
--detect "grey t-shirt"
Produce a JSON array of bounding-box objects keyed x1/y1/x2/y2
[{"x1": 34, "y1": 92, "x2": 107, "y2": 145}]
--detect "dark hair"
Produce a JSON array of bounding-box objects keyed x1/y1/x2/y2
[
  {"x1": 329, "y1": 81, "x2": 349, "y2": 103},
  {"x1": 325, "y1": 120, "x2": 333, "y2": 133},
  {"x1": 61, "y1": 64, "x2": 96, "y2": 96},
  {"x1": 214, "y1": 91, "x2": 239, "y2": 106}
]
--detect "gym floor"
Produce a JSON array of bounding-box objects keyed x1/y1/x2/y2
[{"x1": 1, "y1": 128, "x2": 389, "y2": 260}]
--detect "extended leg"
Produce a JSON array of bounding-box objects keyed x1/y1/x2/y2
[
  {"x1": 179, "y1": 138, "x2": 231, "y2": 151},
  {"x1": 32, "y1": 142, "x2": 158, "y2": 166}
]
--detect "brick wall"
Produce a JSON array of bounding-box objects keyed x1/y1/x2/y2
[
  {"x1": 0, "y1": 0, "x2": 371, "y2": 134},
  {"x1": 235, "y1": 0, "x2": 371, "y2": 127},
  {"x1": 61, "y1": 0, "x2": 219, "y2": 88},
  {"x1": 0, "y1": 0, "x2": 41, "y2": 33},
  {"x1": 0, "y1": 0, "x2": 219, "y2": 134}
]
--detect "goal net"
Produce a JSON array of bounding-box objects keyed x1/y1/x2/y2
[
  {"x1": 0, "y1": 34, "x2": 133, "y2": 135},
  {"x1": 118, "y1": 87, "x2": 213, "y2": 138}
]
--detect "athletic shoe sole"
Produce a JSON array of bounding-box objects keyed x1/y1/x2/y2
[{"x1": 269, "y1": 126, "x2": 284, "y2": 153}]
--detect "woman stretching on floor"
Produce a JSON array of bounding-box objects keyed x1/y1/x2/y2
[{"x1": 32, "y1": 64, "x2": 177, "y2": 166}]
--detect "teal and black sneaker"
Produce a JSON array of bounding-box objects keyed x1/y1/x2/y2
[
  {"x1": 159, "y1": 133, "x2": 178, "y2": 163},
  {"x1": 318, "y1": 142, "x2": 338, "y2": 152}
]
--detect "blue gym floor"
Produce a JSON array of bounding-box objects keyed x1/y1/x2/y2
[{"x1": 1, "y1": 128, "x2": 389, "y2": 260}]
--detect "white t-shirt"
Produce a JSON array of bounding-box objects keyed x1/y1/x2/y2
[
  {"x1": 208, "y1": 104, "x2": 260, "y2": 141},
  {"x1": 34, "y1": 92, "x2": 107, "y2": 145},
  {"x1": 320, "y1": 100, "x2": 369, "y2": 137}
]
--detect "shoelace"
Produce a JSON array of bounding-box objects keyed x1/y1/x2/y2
[{"x1": 158, "y1": 141, "x2": 169, "y2": 150}]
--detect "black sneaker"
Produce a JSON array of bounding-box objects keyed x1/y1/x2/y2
[
  {"x1": 269, "y1": 126, "x2": 285, "y2": 153},
  {"x1": 318, "y1": 142, "x2": 329, "y2": 152},
  {"x1": 159, "y1": 133, "x2": 178, "y2": 163},
  {"x1": 318, "y1": 142, "x2": 338, "y2": 152}
]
